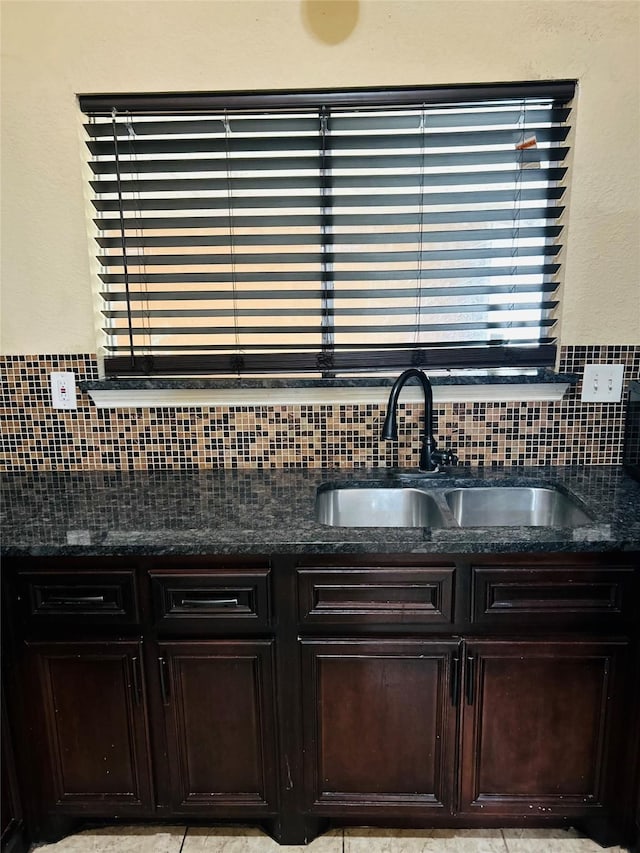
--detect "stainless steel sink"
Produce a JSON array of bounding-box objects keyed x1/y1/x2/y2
[
  {"x1": 315, "y1": 487, "x2": 446, "y2": 528},
  {"x1": 315, "y1": 483, "x2": 594, "y2": 528},
  {"x1": 444, "y1": 487, "x2": 592, "y2": 527}
]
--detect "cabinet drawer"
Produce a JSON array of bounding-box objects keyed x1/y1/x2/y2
[
  {"x1": 297, "y1": 566, "x2": 455, "y2": 626},
  {"x1": 18, "y1": 571, "x2": 139, "y2": 627},
  {"x1": 471, "y1": 565, "x2": 636, "y2": 626},
  {"x1": 150, "y1": 568, "x2": 270, "y2": 631}
]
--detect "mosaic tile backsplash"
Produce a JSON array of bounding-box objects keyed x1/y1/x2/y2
[{"x1": 2, "y1": 346, "x2": 639, "y2": 472}]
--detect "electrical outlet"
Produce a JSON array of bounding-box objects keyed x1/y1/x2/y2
[
  {"x1": 50, "y1": 371, "x2": 77, "y2": 409},
  {"x1": 581, "y1": 364, "x2": 624, "y2": 403}
]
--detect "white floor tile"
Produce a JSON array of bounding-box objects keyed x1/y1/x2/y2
[
  {"x1": 181, "y1": 826, "x2": 342, "y2": 853},
  {"x1": 502, "y1": 827, "x2": 626, "y2": 853},
  {"x1": 30, "y1": 825, "x2": 631, "y2": 853},
  {"x1": 32, "y1": 825, "x2": 186, "y2": 852},
  {"x1": 344, "y1": 827, "x2": 508, "y2": 853}
]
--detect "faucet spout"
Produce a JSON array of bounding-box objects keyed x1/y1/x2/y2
[{"x1": 382, "y1": 368, "x2": 457, "y2": 473}]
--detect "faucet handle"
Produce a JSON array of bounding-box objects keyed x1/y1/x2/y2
[{"x1": 431, "y1": 448, "x2": 458, "y2": 467}]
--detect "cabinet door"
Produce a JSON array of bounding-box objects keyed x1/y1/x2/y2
[
  {"x1": 301, "y1": 638, "x2": 459, "y2": 815},
  {"x1": 459, "y1": 639, "x2": 628, "y2": 819},
  {"x1": 158, "y1": 640, "x2": 278, "y2": 814},
  {"x1": 25, "y1": 640, "x2": 153, "y2": 815}
]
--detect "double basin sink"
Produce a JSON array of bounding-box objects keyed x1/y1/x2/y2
[{"x1": 315, "y1": 483, "x2": 594, "y2": 529}]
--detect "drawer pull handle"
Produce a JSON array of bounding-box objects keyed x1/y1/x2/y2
[
  {"x1": 179, "y1": 598, "x2": 239, "y2": 608},
  {"x1": 47, "y1": 594, "x2": 106, "y2": 605}
]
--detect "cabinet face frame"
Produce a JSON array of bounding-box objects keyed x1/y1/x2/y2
[
  {"x1": 1, "y1": 693, "x2": 25, "y2": 851},
  {"x1": 24, "y1": 640, "x2": 154, "y2": 816},
  {"x1": 300, "y1": 638, "x2": 460, "y2": 816},
  {"x1": 458, "y1": 638, "x2": 629, "y2": 819}
]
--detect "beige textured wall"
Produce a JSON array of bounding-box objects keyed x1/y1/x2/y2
[{"x1": 1, "y1": 0, "x2": 639, "y2": 355}]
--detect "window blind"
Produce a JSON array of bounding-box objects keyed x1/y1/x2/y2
[{"x1": 80, "y1": 82, "x2": 575, "y2": 377}]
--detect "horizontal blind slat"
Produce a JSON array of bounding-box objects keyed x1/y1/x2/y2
[
  {"x1": 104, "y1": 301, "x2": 559, "y2": 320},
  {"x1": 103, "y1": 318, "x2": 556, "y2": 336},
  {"x1": 97, "y1": 245, "x2": 561, "y2": 267},
  {"x1": 86, "y1": 125, "x2": 570, "y2": 157},
  {"x1": 93, "y1": 206, "x2": 566, "y2": 232},
  {"x1": 92, "y1": 186, "x2": 566, "y2": 212},
  {"x1": 84, "y1": 107, "x2": 571, "y2": 138},
  {"x1": 88, "y1": 147, "x2": 569, "y2": 175},
  {"x1": 95, "y1": 225, "x2": 563, "y2": 249},
  {"x1": 101, "y1": 281, "x2": 560, "y2": 302},
  {"x1": 98, "y1": 262, "x2": 562, "y2": 284},
  {"x1": 90, "y1": 167, "x2": 567, "y2": 195}
]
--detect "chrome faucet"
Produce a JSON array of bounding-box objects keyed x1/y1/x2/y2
[{"x1": 381, "y1": 368, "x2": 457, "y2": 473}]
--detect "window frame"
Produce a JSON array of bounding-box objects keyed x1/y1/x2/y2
[{"x1": 79, "y1": 81, "x2": 576, "y2": 379}]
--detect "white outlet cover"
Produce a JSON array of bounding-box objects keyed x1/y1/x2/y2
[
  {"x1": 581, "y1": 364, "x2": 625, "y2": 403},
  {"x1": 50, "y1": 371, "x2": 77, "y2": 409}
]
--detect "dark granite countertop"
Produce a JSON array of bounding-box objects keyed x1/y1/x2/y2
[
  {"x1": 80, "y1": 369, "x2": 577, "y2": 392},
  {"x1": 2, "y1": 466, "x2": 640, "y2": 557}
]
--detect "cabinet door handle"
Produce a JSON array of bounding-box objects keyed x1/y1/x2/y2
[
  {"x1": 179, "y1": 598, "x2": 239, "y2": 608},
  {"x1": 465, "y1": 655, "x2": 476, "y2": 705},
  {"x1": 130, "y1": 656, "x2": 142, "y2": 706},
  {"x1": 158, "y1": 656, "x2": 170, "y2": 705},
  {"x1": 450, "y1": 655, "x2": 461, "y2": 706}
]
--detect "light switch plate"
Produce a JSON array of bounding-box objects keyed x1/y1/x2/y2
[
  {"x1": 50, "y1": 371, "x2": 77, "y2": 409},
  {"x1": 581, "y1": 364, "x2": 624, "y2": 403}
]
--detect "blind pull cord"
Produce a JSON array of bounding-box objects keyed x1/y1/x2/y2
[
  {"x1": 319, "y1": 106, "x2": 334, "y2": 376},
  {"x1": 124, "y1": 115, "x2": 152, "y2": 360},
  {"x1": 111, "y1": 108, "x2": 136, "y2": 368},
  {"x1": 224, "y1": 111, "x2": 242, "y2": 374},
  {"x1": 414, "y1": 106, "x2": 427, "y2": 349}
]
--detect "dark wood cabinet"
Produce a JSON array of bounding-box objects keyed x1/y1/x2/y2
[
  {"x1": 294, "y1": 554, "x2": 640, "y2": 847},
  {"x1": 301, "y1": 638, "x2": 458, "y2": 815},
  {"x1": 23, "y1": 640, "x2": 154, "y2": 816},
  {"x1": 3, "y1": 552, "x2": 639, "y2": 850},
  {"x1": 458, "y1": 638, "x2": 628, "y2": 818},
  {"x1": 5, "y1": 560, "x2": 280, "y2": 843},
  {"x1": 158, "y1": 640, "x2": 278, "y2": 815},
  {"x1": 301, "y1": 637, "x2": 633, "y2": 827}
]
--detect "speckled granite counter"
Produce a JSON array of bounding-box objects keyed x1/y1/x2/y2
[
  {"x1": 80, "y1": 369, "x2": 578, "y2": 392},
  {"x1": 2, "y1": 466, "x2": 640, "y2": 557}
]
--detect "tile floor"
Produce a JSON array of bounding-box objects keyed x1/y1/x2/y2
[{"x1": 30, "y1": 825, "x2": 632, "y2": 853}]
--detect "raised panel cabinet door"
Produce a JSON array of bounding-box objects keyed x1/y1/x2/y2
[
  {"x1": 459, "y1": 639, "x2": 629, "y2": 819},
  {"x1": 157, "y1": 640, "x2": 278, "y2": 814},
  {"x1": 24, "y1": 640, "x2": 153, "y2": 815},
  {"x1": 301, "y1": 638, "x2": 459, "y2": 816}
]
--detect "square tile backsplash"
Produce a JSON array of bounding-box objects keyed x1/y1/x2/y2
[{"x1": 1, "y1": 346, "x2": 638, "y2": 472}]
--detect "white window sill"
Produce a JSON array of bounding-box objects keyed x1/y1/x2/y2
[{"x1": 84, "y1": 382, "x2": 572, "y2": 409}]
